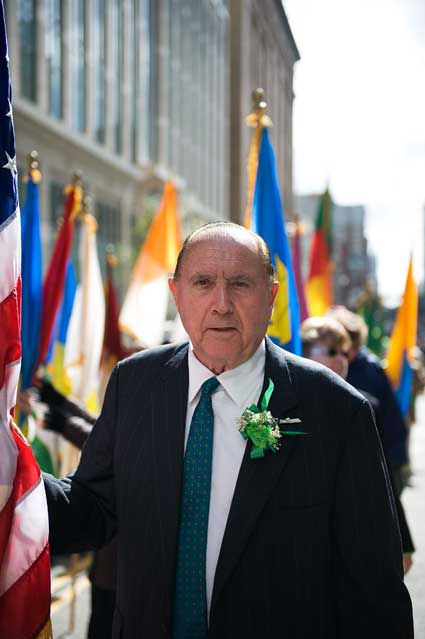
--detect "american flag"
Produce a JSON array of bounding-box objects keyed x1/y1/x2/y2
[{"x1": 0, "y1": 2, "x2": 51, "y2": 638}]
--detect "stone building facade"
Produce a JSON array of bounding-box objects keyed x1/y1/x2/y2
[{"x1": 6, "y1": 0, "x2": 299, "y2": 291}]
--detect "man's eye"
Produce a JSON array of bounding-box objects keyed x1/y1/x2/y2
[
  {"x1": 195, "y1": 279, "x2": 210, "y2": 287},
  {"x1": 233, "y1": 280, "x2": 249, "y2": 288}
]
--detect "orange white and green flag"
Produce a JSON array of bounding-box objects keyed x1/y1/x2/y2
[
  {"x1": 120, "y1": 181, "x2": 181, "y2": 347},
  {"x1": 306, "y1": 189, "x2": 333, "y2": 316}
]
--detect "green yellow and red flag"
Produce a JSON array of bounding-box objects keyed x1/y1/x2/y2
[{"x1": 306, "y1": 189, "x2": 333, "y2": 316}]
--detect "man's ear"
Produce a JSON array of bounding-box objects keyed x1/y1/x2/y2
[
  {"x1": 168, "y1": 277, "x2": 177, "y2": 303},
  {"x1": 271, "y1": 281, "x2": 279, "y2": 306}
]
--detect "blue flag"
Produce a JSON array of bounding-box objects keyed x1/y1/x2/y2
[
  {"x1": 251, "y1": 128, "x2": 301, "y2": 354},
  {"x1": 20, "y1": 174, "x2": 42, "y2": 390}
]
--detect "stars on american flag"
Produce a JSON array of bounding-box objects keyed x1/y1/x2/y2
[
  {"x1": 2, "y1": 149, "x2": 16, "y2": 176},
  {"x1": 6, "y1": 99, "x2": 13, "y2": 121}
]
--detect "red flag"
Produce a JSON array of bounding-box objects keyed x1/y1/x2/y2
[
  {"x1": 291, "y1": 219, "x2": 309, "y2": 321},
  {"x1": 99, "y1": 253, "x2": 125, "y2": 402},
  {"x1": 102, "y1": 253, "x2": 125, "y2": 367},
  {"x1": 0, "y1": 2, "x2": 52, "y2": 636},
  {"x1": 37, "y1": 181, "x2": 82, "y2": 369}
]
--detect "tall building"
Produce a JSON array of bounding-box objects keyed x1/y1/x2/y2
[
  {"x1": 6, "y1": 0, "x2": 298, "y2": 291},
  {"x1": 296, "y1": 194, "x2": 377, "y2": 309},
  {"x1": 229, "y1": 0, "x2": 299, "y2": 221}
]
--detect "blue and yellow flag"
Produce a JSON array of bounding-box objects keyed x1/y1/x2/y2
[
  {"x1": 251, "y1": 128, "x2": 301, "y2": 354},
  {"x1": 45, "y1": 260, "x2": 77, "y2": 396},
  {"x1": 20, "y1": 172, "x2": 42, "y2": 390},
  {"x1": 386, "y1": 256, "x2": 418, "y2": 416}
]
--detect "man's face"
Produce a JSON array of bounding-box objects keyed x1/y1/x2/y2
[{"x1": 169, "y1": 233, "x2": 278, "y2": 374}]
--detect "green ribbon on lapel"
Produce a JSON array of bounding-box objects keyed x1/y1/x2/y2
[{"x1": 239, "y1": 378, "x2": 307, "y2": 459}]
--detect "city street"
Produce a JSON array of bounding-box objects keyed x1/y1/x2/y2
[{"x1": 51, "y1": 397, "x2": 425, "y2": 638}]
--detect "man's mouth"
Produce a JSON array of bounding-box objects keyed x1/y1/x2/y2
[{"x1": 208, "y1": 327, "x2": 237, "y2": 333}]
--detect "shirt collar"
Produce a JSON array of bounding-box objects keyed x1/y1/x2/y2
[{"x1": 188, "y1": 340, "x2": 266, "y2": 409}]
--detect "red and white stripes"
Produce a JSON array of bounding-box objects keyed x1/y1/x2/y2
[{"x1": 0, "y1": 218, "x2": 51, "y2": 638}]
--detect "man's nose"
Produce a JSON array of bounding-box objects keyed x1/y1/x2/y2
[{"x1": 212, "y1": 284, "x2": 233, "y2": 314}]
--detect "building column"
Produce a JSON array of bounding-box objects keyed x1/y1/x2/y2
[
  {"x1": 104, "y1": 1, "x2": 115, "y2": 151},
  {"x1": 62, "y1": 0, "x2": 72, "y2": 128},
  {"x1": 156, "y1": 0, "x2": 170, "y2": 169},
  {"x1": 229, "y1": 0, "x2": 252, "y2": 223},
  {"x1": 121, "y1": 0, "x2": 132, "y2": 161},
  {"x1": 36, "y1": 0, "x2": 48, "y2": 112},
  {"x1": 85, "y1": 1, "x2": 95, "y2": 140},
  {"x1": 6, "y1": 3, "x2": 20, "y2": 95}
]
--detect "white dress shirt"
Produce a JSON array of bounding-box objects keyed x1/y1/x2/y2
[{"x1": 185, "y1": 340, "x2": 266, "y2": 613}]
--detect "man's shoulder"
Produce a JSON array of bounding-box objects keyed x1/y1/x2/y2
[{"x1": 117, "y1": 342, "x2": 189, "y2": 375}]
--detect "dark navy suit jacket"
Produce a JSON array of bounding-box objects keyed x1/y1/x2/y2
[
  {"x1": 347, "y1": 347, "x2": 408, "y2": 467},
  {"x1": 44, "y1": 339, "x2": 413, "y2": 638}
]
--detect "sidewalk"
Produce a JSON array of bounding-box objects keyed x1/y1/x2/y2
[{"x1": 403, "y1": 393, "x2": 425, "y2": 637}]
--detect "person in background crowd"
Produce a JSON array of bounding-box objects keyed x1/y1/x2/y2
[
  {"x1": 301, "y1": 316, "x2": 414, "y2": 574},
  {"x1": 327, "y1": 306, "x2": 409, "y2": 496}
]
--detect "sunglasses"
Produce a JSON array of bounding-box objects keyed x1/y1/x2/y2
[{"x1": 310, "y1": 346, "x2": 349, "y2": 358}]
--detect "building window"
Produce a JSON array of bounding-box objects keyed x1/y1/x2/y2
[
  {"x1": 95, "y1": 199, "x2": 121, "y2": 279},
  {"x1": 93, "y1": 0, "x2": 105, "y2": 144},
  {"x1": 70, "y1": 0, "x2": 86, "y2": 132},
  {"x1": 49, "y1": 180, "x2": 66, "y2": 226},
  {"x1": 46, "y1": 0, "x2": 63, "y2": 119},
  {"x1": 112, "y1": 0, "x2": 123, "y2": 154},
  {"x1": 17, "y1": 0, "x2": 37, "y2": 102}
]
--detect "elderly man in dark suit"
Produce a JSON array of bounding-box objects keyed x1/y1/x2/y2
[{"x1": 44, "y1": 222, "x2": 413, "y2": 639}]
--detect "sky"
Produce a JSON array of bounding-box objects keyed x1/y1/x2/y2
[{"x1": 283, "y1": 0, "x2": 425, "y2": 305}]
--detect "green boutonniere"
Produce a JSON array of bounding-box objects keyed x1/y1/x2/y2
[{"x1": 238, "y1": 379, "x2": 307, "y2": 459}]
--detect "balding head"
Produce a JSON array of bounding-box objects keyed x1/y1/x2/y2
[{"x1": 173, "y1": 222, "x2": 275, "y2": 287}]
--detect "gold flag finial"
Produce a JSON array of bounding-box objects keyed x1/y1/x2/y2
[
  {"x1": 244, "y1": 89, "x2": 273, "y2": 227},
  {"x1": 25, "y1": 149, "x2": 42, "y2": 183},
  {"x1": 72, "y1": 170, "x2": 83, "y2": 187},
  {"x1": 106, "y1": 244, "x2": 118, "y2": 268},
  {"x1": 246, "y1": 88, "x2": 273, "y2": 129},
  {"x1": 65, "y1": 170, "x2": 84, "y2": 220},
  {"x1": 79, "y1": 194, "x2": 98, "y2": 234}
]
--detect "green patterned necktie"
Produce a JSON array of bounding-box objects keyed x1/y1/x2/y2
[{"x1": 174, "y1": 376, "x2": 220, "y2": 639}]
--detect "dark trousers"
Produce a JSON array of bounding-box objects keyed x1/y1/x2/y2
[{"x1": 87, "y1": 585, "x2": 116, "y2": 639}]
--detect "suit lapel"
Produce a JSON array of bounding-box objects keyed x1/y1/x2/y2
[
  {"x1": 211, "y1": 340, "x2": 300, "y2": 612},
  {"x1": 149, "y1": 344, "x2": 189, "y2": 580}
]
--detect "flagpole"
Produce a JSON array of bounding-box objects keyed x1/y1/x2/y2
[{"x1": 244, "y1": 88, "x2": 272, "y2": 228}]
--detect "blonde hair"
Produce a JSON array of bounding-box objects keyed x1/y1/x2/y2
[
  {"x1": 301, "y1": 316, "x2": 351, "y2": 357},
  {"x1": 326, "y1": 306, "x2": 368, "y2": 349}
]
